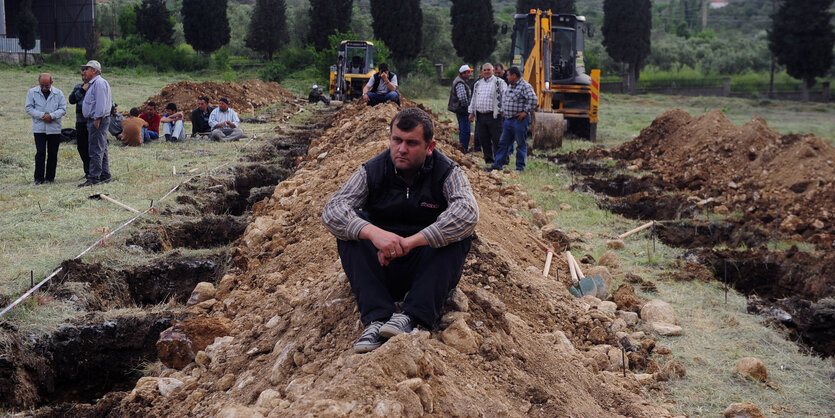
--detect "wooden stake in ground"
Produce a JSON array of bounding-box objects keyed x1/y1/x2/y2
[
  {"x1": 89, "y1": 193, "x2": 141, "y2": 214},
  {"x1": 618, "y1": 221, "x2": 655, "y2": 239}
]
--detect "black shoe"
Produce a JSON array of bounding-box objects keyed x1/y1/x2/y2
[
  {"x1": 33, "y1": 179, "x2": 43, "y2": 185},
  {"x1": 44, "y1": 179, "x2": 55, "y2": 184},
  {"x1": 77, "y1": 179, "x2": 99, "y2": 187},
  {"x1": 353, "y1": 321, "x2": 386, "y2": 354},
  {"x1": 79, "y1": 175, "x2": 88, "y2": 181},
  {"x1": 100, "y1": 177, "x2": 113, "y2": 184},
  {"x1": 165, "y1": 134, "x2": 172, "y2": 142}
]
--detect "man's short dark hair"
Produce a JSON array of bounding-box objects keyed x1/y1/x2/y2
[
  {"x1": 390, "y1": 108, "x2": 434, "y2": 143},
  {"x1": 508, "y1": 66, "x2": 522, "y2": 78},
  {"x1": 495, "y1": 63, "x2": 505, "y2": 70},
  {"x1": 130, "y1": 107, "x2": 140, "y2": 117},
  {"x1": 379, "y1": 62, "x2": 389, "y2": 73},
  {"x1": 147, "y1": 101, "x2": 157, "y2": 108},
  {"x1": 165, "y1": 102, "x2": 177, "y2": 111},
  {"x1": 198, "y1": 96, "x2": 209, "y2": 103}
]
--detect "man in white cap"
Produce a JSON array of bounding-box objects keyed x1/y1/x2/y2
[
  {"x1": 447, "y1": 64, "x2": 473, "y2": 153},
  {"x1": 308, "y1": 84, "x2": 330, "y2": 105},
  {"x1": 79, "y1": 60, "x2": 113, "y2": 187}
]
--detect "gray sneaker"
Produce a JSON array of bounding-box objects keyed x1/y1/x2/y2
[
  {"x1": 353, "y1": 321, "x2": 385, "y2": 354},
  {"x1": 380, "y1": 313, "x2": 413, "y2": 338}
]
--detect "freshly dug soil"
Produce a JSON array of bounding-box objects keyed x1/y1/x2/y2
[
  {"x1": 612, "y1": 108, "x2": 835, "y2": 247},
  {"x1": 107, "y1": 101, "x2": 672, "y2": 416},
  {"x1": 144, "y1": 80, "x2": 297, "y2": 115}
]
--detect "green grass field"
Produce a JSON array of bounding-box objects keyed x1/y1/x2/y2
[{"x1": 1, "y1": 66, "x2": 833, "y2": 415}]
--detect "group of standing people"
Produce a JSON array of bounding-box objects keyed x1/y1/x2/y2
[
  {"x1": 448, "y1": 62, "x2": 537, "y2": 172},
  {"x1": 24, "y1": 60, "x2": 247, "y2": 186}
]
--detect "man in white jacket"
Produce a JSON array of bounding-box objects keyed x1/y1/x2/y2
[{"x1": 25, "y1": 73, "x2": 67, "y2": 185}]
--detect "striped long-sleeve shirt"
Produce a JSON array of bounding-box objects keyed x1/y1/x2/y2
[{"x1": 322, "y1": 164, "x2": 479, "y2": 248}]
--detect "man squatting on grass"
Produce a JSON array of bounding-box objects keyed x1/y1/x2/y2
[{"x1": 322, "y1": 108, "x2": 479, "y2": 353}]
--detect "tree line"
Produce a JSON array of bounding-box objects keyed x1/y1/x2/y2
[{"x1": 15, "y1": 0, "x2": 833, "y2": 99}]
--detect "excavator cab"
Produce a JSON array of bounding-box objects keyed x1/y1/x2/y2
[
  {"x1": 329, "y1": 41, "x2": 376, "y2": 102},
  {"x1": 510, "y1": 10, "x2": 600, "y2": 146}
]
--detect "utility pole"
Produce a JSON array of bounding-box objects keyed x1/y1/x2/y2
[{"x1": 701, "y1": 0, "x2": 708, "y2": 31}]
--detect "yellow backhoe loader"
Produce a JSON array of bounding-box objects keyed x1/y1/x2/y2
[
  {"x1": 510, "y1": 10, "x2": 600, "y2": 147},
  {"x1": 329, "y1": 41, "x2": 376, "y2": 103}
]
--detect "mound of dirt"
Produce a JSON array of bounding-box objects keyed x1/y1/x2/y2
[
  {"x1": 144, "y1": 80, "x2": 298, "y2": 114},
  {"x1": 612, "y1": 109, "x2": 835, "y2": 246},
  {"x1": 110, "y1": 101, "x2": 671, "y2": 416}
]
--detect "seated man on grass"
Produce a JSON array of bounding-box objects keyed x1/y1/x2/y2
[
  {"x1": 139, "y1": 101, "x2": 161, "y2": 142},
  {"x1": 322, "y1": 108, "x2": 478, "y2": 353},
  {"x1": 191, "y1": 96, "x2": 214, "y2": 138},
  {"x1": 209, "y1": 97, "x2": 244, "y2": 142},
  {"x1": 120, "y1": 107, "x2": 147, "y2": 146},
  {"x1": 161, "y1": 102, "x2": 186, "y2": 142}
]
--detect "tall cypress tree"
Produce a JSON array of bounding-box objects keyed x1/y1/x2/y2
[
  {"x1": 451, "y1": 0, "x2": 497, "y2": 65},
  {"x1": 602, "y1": 0, "x2": 651, "y2": 94},
  {"x1": 135, "y1": 0, "x2": 175, "y2": 45},
  {"x1": 246, "y1": 0, "x2": 289, "y2": 60},
  {"x1": 308, "y1": 0, "x2": 352, "y2": 51},
  {"x1": 183, "y1": 0, "x2": 231, "y2": 54},
  {"x1": 516, "y1": 0, "x2": 576, "y2": 14},
  {"x1": 371, "y1": 0, "x2": 422, "y2": 62},
  {"x1": 15, "y1": 0, "x2": 38, "y2": 66},
  {"x1": 768, "y1": 0, "x2": 834, "y2": 102}
]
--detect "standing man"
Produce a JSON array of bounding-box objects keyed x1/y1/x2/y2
[
  {"x1": 209, "y1": 98, "x2": 244, "y2": 142},
  {"x1": 468, "y1": 63, "x2": 506, "y2": 167},
  {"x1": 139, "y1": 102, "x2": 161, "y2": 142},
  {"x1": 494, "y1": 63, "x2": 509, "y2": 84},
  {"x1": 68, "y1": 67, "x2": 91, "y2": 179},
  {"x1": 447, "y1": 64, "x2": 474, "y2": 153},
  {"x1": 191, "y1": 96, "x2": 214, "y2": 137},
  {"x1": 80, "y1": 60, "x2": 113, "y2": 187},
  {"x1": 322, "y1": 108, "x2": 478, "y2": 354},
  {"x1": 363, "y1": 63, "x2": 400, "y2": 106},
  {"x1": 490, "y1": 66, "x2": 538, "y2": 172},
  {"x1": 25, "y1": 73, "x2": 67, "y2": 185},
  {"x1": 161, "y1": 102, "x2": 186, "y2": 142}
]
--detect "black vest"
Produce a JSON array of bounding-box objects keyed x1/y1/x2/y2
[
  {"x1": 362, "y1": 149, "x2": 455, "y2": 237},
  {"x1": 447, "y1": 75, "x2": 472, "y2": 114},
  {"x1": 372, "y1": 71, "x2": 396, "y2": 93}
]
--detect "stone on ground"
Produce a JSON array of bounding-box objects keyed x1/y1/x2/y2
[
  {"x1": 733, "y1": 357, "x2": 768, "y2": 382},
  {"x1": 722, "y1": 402, "x2": 766, "y2": 418},
  {"x1": 641, "y1": 299, "x2": 676, "y2": 324}
]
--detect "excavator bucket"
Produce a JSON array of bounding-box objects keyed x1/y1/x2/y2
[{"x1": 532, "y1": 112, "x2": 564, "y2": 149}]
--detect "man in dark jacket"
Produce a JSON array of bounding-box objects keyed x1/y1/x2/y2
[
  {"x1": 68, "y1": 67, "x2": 91, "y2": 178},
  {"x1": 191, "y1": 96, "x2": 214, "y2": 137},
  {"x1": 448, "y1": 64, "x2": 474, "y2": 153},
  {"x1": 322, "y1": 108, "x2": 479, "y2": 354}
]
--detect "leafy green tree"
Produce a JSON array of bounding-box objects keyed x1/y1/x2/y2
[
  {"x1": 516, "y1": 0, "x2": 575, "y2": 14},
  {"x1": 15, "y1": 0, "x2": 38, "y2": 66},
  {"x1": 118, "y1": 4, "x2": 137, "y2": 37},
  {"x1": 602, "y1": 0, "x2": 651, "y2": 94},
  {"x1": 451, "y1": 0, "x2": 496, "y2": 65},
  {"x1": 246, "y1": 0, "x2": 289, "y2": 60},
  {"x1": 370, "y1": 0, "x2": 422, "y2": 63},
  {"x1": 135, "y1": 0, "x2": 175, "y2": 45},
  {"x1": 182, "y1": 0, "x2": 231, "y2": 54},
  {"x1": 768, "y1": 0, "x2": 834, "y2": 101},
  {"x1": 308, "y1": 0, "x2": 352, "y2": 51}
]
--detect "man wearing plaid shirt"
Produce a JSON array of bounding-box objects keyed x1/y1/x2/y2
[{"x1": 490, "y1": 66, "x2": 538, "y2": 172}]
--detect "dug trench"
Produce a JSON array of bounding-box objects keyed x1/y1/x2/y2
[
  {"x1": 554, "y1": 108, "x2": 835, "y2": 357},
  {"x1": 0, "y1": 105, "x2": 334, "y2": 412}
]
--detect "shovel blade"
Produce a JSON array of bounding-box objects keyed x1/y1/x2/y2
[{"x1": 568, "y1": 274, "x2": 607, "y2": 299}]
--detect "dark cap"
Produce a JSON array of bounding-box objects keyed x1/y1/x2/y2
[{"x1": 219, "y1": 97, "x2": 229, "y2": 104}]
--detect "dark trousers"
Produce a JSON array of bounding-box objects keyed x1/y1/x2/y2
[
  {"x1": 474, "y1": 113, "x2": 502, "y2": 165},
  {"x1": 87, "y1": 117, "x2": 111, "y2": 182},
  {"x1": 337, "y1": 236, "x2": 472, "y2": 328},
  {"x1": 455, "y1": 112, "x2": 471, "y2": 152},
  {"x1": 34, "y1": 133, "x2": 60, "y2": 182},
  {"x1": 76, "y1": 121, "x2": 90, "y2": 176}
]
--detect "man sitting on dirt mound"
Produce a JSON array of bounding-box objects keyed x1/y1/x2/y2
[
  {"x1": 209, "y1": 97, "x2": 244, "y2": 142},
  {"x1": 322, "y1": 108, "x2": 479, "y2": 353}
]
